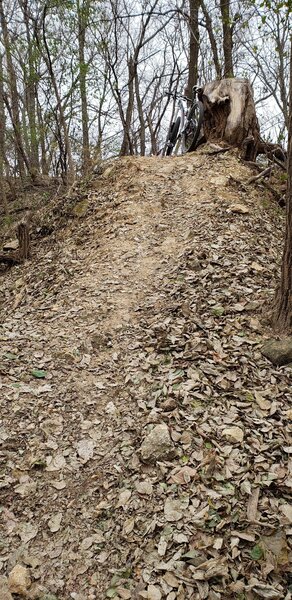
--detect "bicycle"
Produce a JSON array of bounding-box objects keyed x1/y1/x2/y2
[{"x1": 162, "y1": 86, "x2": 204, "y2": 156}]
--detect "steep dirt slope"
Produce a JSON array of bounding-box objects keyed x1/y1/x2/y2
[{"x1": 0, "y1": 150, "x2": 291, "y2": 600}]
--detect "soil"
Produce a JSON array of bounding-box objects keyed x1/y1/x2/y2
[{"x1": 0, "y1": 148, "x2": 291, "y2": 600}]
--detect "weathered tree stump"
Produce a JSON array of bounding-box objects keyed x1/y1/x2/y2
[
  {"x1": 200, "y1": 78, "x2": 261, "y2": 161},
  {"x1": 0, "y1": 221, "x2": 30, "y2": 265}
]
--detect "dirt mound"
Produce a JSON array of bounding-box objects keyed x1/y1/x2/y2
[{"x1": 0, "y1": 149, "x2": 291, "y2": 599}]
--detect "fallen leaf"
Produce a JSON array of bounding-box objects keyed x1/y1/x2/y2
[
  {"x1": 17, "y1": 522, "x2": 38, "y2": 543},
  {"x1": 279, "y1": 503, "x2": 292, "y2": 523},
  {"x1": 168, "y1": 466, "x2": 197, "y2": 485},
  {"x1": 31, "y1": 369, "x2": 46, "y2": 378},
  {"x1": 46, "y1": 454, "x2": 66, "y2": 472},
  {"x1": 117, "y1": 489, "x2": 132, "y2": 508},
  {"x1": 48, "y1": 512, "x2": 63, "y2": 533},
  {"x1": 247, "y1": 488, "x2": 260, "y2": 522},
  {"x1": 164, "y1": 497, "x2": 188, "y2": 522},
  {"x1": 222, "y1": 426, "x2": 244, "y2": 443},
  {"x1": 254, "y1": 391, "x2": 272, "y2": 411},
  {"x1": 147, "y1": 584, "x2": 162, "y2": 600},
  {"x1": 135, "y1": 480, "x2": 153, "y2": 495},
  {"x1": 249, "y1": 580, "x2": 283, "y2": 599},
  {"x1": 122, "y1": 517, "x2": 135, "y2": 535},
  {"x1": 250, "y1": 544, "x2": 264, "y2": 560}
]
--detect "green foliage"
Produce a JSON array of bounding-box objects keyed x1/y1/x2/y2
[
  {"x1": 250, "y1": 544, "x2": 264, "y2": 560},
  {"x1": 212, "y1": 305, "x2": 225, "y2": 317},
  {"x1": 31, "y1": 369, "x2": 47, "y2": 378}
]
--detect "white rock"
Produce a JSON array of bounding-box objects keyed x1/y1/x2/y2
[
  {"x1": 8, "y1": 565, "x2": 31, "y2": 595},
  {"x1": 76, "y1": 438, "x2": 95, "y2": 462},
  {"x1": 230, "y1": 203, "x2": 250, "y2": 214},
  {"x1": 140, "y1": 424, "x2": 173, "y2": 462}
]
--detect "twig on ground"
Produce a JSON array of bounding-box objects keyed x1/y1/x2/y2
[{"x1": 246, "y1": 166, "x2": 272, "y2": 184}]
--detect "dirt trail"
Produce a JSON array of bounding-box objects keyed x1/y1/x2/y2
[{"x1": 0, "y1": 151, "x2": 291, "y2": 600}]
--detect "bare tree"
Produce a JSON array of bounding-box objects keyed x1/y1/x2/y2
[
  {"x1": 77, "y1": 0, "x2": 91, "y2": 172},
  {"x1": 0, "y1": 0, "x2": 26, "y2": 179},
  {"x1": 273, "y1": 38, "x2": 292, "y2": 331},
  {"x1": 0, "y1": 51, "x2": 8, "y2": 214},
  {"x1": 34, "y1": 2, "x2": 75, "y2": 183},
  {"x1": 185, "y1": 0, "x2": 201, "y2": 98}
]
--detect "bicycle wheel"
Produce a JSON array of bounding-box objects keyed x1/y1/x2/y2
[
  {"x1": 165, "y1": 116, "x2": 181, "y2": 156},
  {"x1": 182, "y1": 101, "x2": 204, "y2": 153}
]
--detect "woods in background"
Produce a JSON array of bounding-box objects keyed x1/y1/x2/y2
[{"x1": 0, "y1": 0, "x2": 290, "y2": 191}]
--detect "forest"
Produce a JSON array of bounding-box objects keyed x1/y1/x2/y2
[{"x1": 0, "y1": 0, "x2": 290, "y2": 185}]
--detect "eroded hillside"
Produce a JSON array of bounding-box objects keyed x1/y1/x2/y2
[{"x1": 0, "y1": 149, "x2": 291, "y2": 600}]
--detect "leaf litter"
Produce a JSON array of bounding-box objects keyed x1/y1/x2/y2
[{"x1": 0, "y1": 148, "x2": 291, "y2": 598}]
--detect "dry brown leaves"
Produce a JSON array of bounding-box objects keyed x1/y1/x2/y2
[{"x1": 0, "y1": 149, "x2": 291, "y2": 599}]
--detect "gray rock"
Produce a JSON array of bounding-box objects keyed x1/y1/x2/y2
[
  {"x1": 261, "y1": 338, "x2": 292, "y2": 366},
  {"x1": 140, "y1": 423, "x2": 174, "y2": 463}
]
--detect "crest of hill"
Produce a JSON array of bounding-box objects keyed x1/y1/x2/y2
[{"x1": 33, "y1": 144, "x2": 285, "y2": 237}]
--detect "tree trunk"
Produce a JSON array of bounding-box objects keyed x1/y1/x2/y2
[
  {"x1": 273, "y1": 40, "x2": 292, "y2": 331},
  {"x1": 120, "y1": 56, "x2": 135, "y2": 156},
  {"x1": 201, "y1": 1, "x2": 221, "y2": 79},
  {"x1": 201, "y1": 78, "x2": 260, "y2": 160},
  {"x1": 219, "y1": 0, "x2": 234, "y2": 78},
  {"x1": 0, "y1": 52, "x2": 8, "y2": 215},
  {"x1": 0, "y1": 0, "x2": 26, "y2": 179},
  {"x1": 134, "y1": 70, "x2": 146, "y2": 156},
  {"x1": 22, "y1": 0, "x2": 40, "y2": 177},
  {"x1": 36, "y1": 92, "x2": 49, "y2": 177},
  {"x1": 77, "y1": 0, "x2": 90, "y2": 173},
  {"x1": 185, "y1": 0, "x2": 200, "y2": 100}
]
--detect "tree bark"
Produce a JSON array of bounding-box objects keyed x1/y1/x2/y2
[
  {"x1": 185, "y1": 0, "x2": 200, "y2": 100},
  {"x1": 134, "y1": 74, "x2": 146, "y2": 156},
  {"x1": 0, "y1": 52, "x2": 8, "y2": 215},
  {"x1": 0, "y1": 0, "x2": 26, "y2": 179},
  {"x1": 201, "y1": 78, "x2": 260, "y2": 160},
  {"x1": 201, "y1": 1, "x2": 221, "y2": 78},
  {"x1": 77, "y1": 0, "x2": 90, "y2": 173},
  {"x1": 21, "y1": 0, "x2": 40, "y2": 177},
  {"x1": 0, "y1": 222, "x2": 30, "y2": 266},
  {"x1": 273, "y1": 39, "x2": 292, "y2": 331},
  {"x1": 219, "y1": 0, "x2": 234, "y2": 78},
  {"x1": 120, "y1": 56, "x2": 135, "y2": 156}
]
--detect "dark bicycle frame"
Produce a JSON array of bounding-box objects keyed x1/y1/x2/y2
[{"x1": 162, "y1": 86, "x2": 204, "y2": 156}]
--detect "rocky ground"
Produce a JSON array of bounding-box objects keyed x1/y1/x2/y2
[{"x1": 0, "y1": 148, "x2": 291, "y2": 600}]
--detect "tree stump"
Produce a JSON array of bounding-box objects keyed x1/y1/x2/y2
[
  {"x1": 0, "y1": 221, "x2": 30, "y2": 265},
  {"x1": 200, "y1": 78, "x2": 261, "y2": 161},
  {"x1": 17, "y1": 222, "x2": 30, "y2": 261}
]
